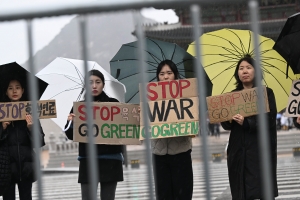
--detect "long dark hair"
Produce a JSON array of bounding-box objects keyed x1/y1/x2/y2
[
  {"x1": 234, "y1": 55, "x2": 263, "y2": 90},
  {"x1": 156, "y1": 60, "x2": 180, "y2": 81},
  {"x1": 84, "y1": 69, "x2": 109, "y2": 102},
  {"x1": 2, "y1": 76, "x2": 27, "y2": 102}
]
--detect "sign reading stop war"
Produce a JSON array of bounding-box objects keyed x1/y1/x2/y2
[
  {"x1": 73, "y1": 102, "x2": 141, "y2": 145},
  {"x1": 285, "y1": 80, "x2": 300, "y2": 117},
  {"x1": 0, "y1": 100, "x2": 57, "y2": 122},
  {"x1": 206, "y1": 87, "x2": 269, "y2": 123},
  {"x1": 140, "y1": 78, "x2": 199, "y2": 140}
]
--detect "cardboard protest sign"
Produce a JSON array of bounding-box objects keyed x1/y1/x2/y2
[
  {"x1": 285, "y1": 80, "x2": 300, "y2": 117},
  {"x1": 140, "y1": 78, "x2": 199, "y2": 140},
  {"x1": 143, "y1": 78, "x2": 198, "y2": 102},
  {"x1": 0, "y1": 100, "x2": 56, "y2": 122},
  {"x1": 73, "y1": 102, "x2": 141, "y2": 145},
  {"x1": 206, "y1": 86, "x2": 269, "y2": 123}
]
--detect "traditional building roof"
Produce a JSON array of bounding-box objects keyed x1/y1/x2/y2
[
  {"x1": 142, "y1": 19, "x2": 287, "y2": 49},
  {"x1": 139, "y1": 1, "x2": 299, "y2": 49}
]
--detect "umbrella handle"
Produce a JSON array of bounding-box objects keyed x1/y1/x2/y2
[{"x1": 62, "y1": 120, "x2": 72, "y2": 132}]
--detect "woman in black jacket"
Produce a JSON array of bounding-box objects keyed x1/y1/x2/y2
[
  {"x1": 65, "y1": 69, "x2": 123, "y2": 200},
  {"x1": 221, "y1": 55, "x2": 278, "y2": 200},
  {"x1": 0, "y1": 76, "x2": 45, "y2": 200}
]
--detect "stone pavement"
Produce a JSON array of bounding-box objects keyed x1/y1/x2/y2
[
  {"x1": 43, "y1": 128, "x2": 300, "y2": 168},
  {"x1": 0, "y1": 157, "x2": 299, "y2": 200}
]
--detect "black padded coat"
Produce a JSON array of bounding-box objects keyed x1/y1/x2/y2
[{"x1": 0, "y1": 120, "x2": 45, "y2": 183}]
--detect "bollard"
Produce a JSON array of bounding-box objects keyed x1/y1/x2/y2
[
  {"x1": 131, "y1": 159, "x2": 140, "y2": 169},
  {"x1": 212, "y1": 153, "x2": 222, "y2": 162},
  {"x1": 293, "y1": 147, "x2": 300, "y2": 157}
]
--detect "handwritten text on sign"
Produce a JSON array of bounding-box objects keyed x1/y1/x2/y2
[
  {"x1": 143, "y1": 78, "x2": 197, "y2": 101},
  {"x1": 73, "y1": 102, "x2": 140, "y2": 145},
  {"x1": 285, "y1": 80, "x2": 300, "y2": 117},
  {"x1": 140, "y1": 78, "x2": 199, "y2": 140},
  {"x1": 206, "y1": 87, "x2": 269, "y2": 123},
  {"x1": 0, "y1": 100, "x2": 56, "y2": 122}
]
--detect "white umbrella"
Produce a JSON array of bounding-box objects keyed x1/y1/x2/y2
[{"x1": 37, "y1": 57, "x2": 126, "y2": 129}]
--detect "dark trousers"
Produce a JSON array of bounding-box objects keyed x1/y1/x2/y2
[
  {"x1": 153, "y1": 150, "x2": 193, "y2": 200},
  {"x1": 81, "y1": 181, "x2": 117, "y2": 200},
  {"x1": 3, "y1": 181, "x2": 32, "y2": 200}
]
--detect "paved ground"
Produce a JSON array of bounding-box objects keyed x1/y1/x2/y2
[
  {"x1": 1, "y1": 129, "x2": 299, "y2": 199},
  {"x1": 0, "y1": 157, "x2": 299, "y2": 200}
]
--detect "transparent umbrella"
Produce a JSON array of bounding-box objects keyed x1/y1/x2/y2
[{"x1": 36, "y1": 57, "x2": 126, "y2": 129}]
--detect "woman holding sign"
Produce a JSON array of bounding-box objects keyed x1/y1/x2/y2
[
  {"x1": 151, "y1": 60, "x2": 193, "y2": 200},
  {"x1": 0, "y1": 76, "x2": 45, "y2": 200},
  {"x1": 65, "y1": 70, "x2": 123, "y2": 200},
  {"x1": 221, "y1": 55, "x2": 278, "y2": 200}
]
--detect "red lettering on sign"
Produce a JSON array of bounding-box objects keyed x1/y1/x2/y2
[
  {"x1": 93, "y1": 106, "x2": 100, "y2": 119},
  {"x1": 78, "y1": 105, "x2": 86, "y2": 121},
  {"x1": 158, "y1": 81, "x2": 169, "y2": 99},
  {"x1": 232, "y1": 93, "x2": 240, "y2": 105},
  {"x1": 147, "y1": 82, "x2": 158, "y2": 101},
  {"x1": 111, "y1": 106, "x2": 120, "y2": 121},
  {"x1": 179, "y1": 80, "x2": 190, "y2": 97},
  {"x1": 170, "y1": 80, "x2": 179, "y2": 98}
]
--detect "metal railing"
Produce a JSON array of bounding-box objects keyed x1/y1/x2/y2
[{"x1": 0, "y1": 0, "x2": 273, "y2": 199}]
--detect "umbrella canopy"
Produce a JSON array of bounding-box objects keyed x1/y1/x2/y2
[
  {"x1": 187, "y1": 28, "x2": 298, "y2": 111},
  {"x1": 0, "y1": 62, "x2": 48, "y2": 101},
  {"x1": 110, "y1": 37, "x2": 212, "y2": 103},
  {"x1": 273, "y1": 12, "x2": 300, "y2": 74},
  {"x1": 36, "y1": 57, "x2": 126, "y2": 129}
]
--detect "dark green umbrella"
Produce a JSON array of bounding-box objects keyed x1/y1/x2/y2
[{"x1": 110, "y1": 38, "x2": 212, "y2": 103}]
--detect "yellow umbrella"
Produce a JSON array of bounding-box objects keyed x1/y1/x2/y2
[{"x1": 187, "y1": 28, "x2": 299, "y2": 111}]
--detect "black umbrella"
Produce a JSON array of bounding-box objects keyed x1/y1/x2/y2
[
  {"x1": 0, "y1": 62, "x2": 48, "y2": 101},
  {"x1": 110, "y1": 37, "x2": 212, "y2": 103},
  {"x1": 273, "y1": 12, "x2": 300, "y2": 74}
]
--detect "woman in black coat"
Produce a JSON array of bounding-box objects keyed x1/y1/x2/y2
[
  {"x1": 0, "y1": 76, "x2": 45, "y2": 200},
  {"x1": 221, "y1": 55, "x2": 278, "y2": 200},
  {"x1": 64, "y1": 69, "x2": 123, "y2": 200}
]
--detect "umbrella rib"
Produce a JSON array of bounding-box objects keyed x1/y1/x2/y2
[
  {"x1": 39, "y1": 73, "x2": 82, "y2": 85},
  {"x1": 61, "y1": 58, "x2": 85, "y2": 85},
  {"x1": 203, "y1": 58, "x2": 239, "y2": 69},
  {"x1": 48, "y1": 86, "x2": 83, "y2": 99},
  {"x1": 201, "y1": 32, "x2": 246, "y2": 56},
  {"x1": 121, "y1": 44, "x2": 162, "y2": 65},
  {"x1": 220, "y1": 74, "x2": 236, "y2": 94},
  {"x1": 261, "y1": 69, "x2": 289, "y2": 96},
  {"x1": 200, "y1": 44, "x2": 243, "y2": 58},
  {"x1": 126, "y1": 76, "x2": 157, "y2": 103},
  {"x1": 210, "y1": 63, "x2": 236, "y2": 81},
  {"x1": 175, "y1": 58, "x2": 194, "y2": 66},
  {"x1": 249, "y1": 38, "x2": 271, "y2": 56},
  {"x1": 117, "y1": 70, "x2": 156, "y2": 81},
  {"x1": 148, "y1": 38, "x2": 167, "y2": 62},
  {"x1": 262, "y1": 61, "x2": 294, "y2": 81},
  {"x1": 171, "y1": 44, "x2": 176, "y2": 61},
  {"x1": 227, "y1": 29, "x2": 249, "y2": 55}
]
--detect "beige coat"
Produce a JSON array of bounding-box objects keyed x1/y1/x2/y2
[{"x1": 151, "y1": 136, "x2": 192, "y2": 155}]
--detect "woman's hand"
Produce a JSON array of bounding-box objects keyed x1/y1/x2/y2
[
  {"x1": 2, "y1": 121, "x2": 11, "y2": 130},
  {"x1": 68, "y1": 113, "x2": 76, "y2": 121},
  {"x1": 25, "y1": 114, "x2": 33, "y2": 130},
  {"x1": 232, "y1": 114, "x2": 244, "y2": 125},
  {"x1": 296, "y1": 116, "x2": 300, "y2": 125}
]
